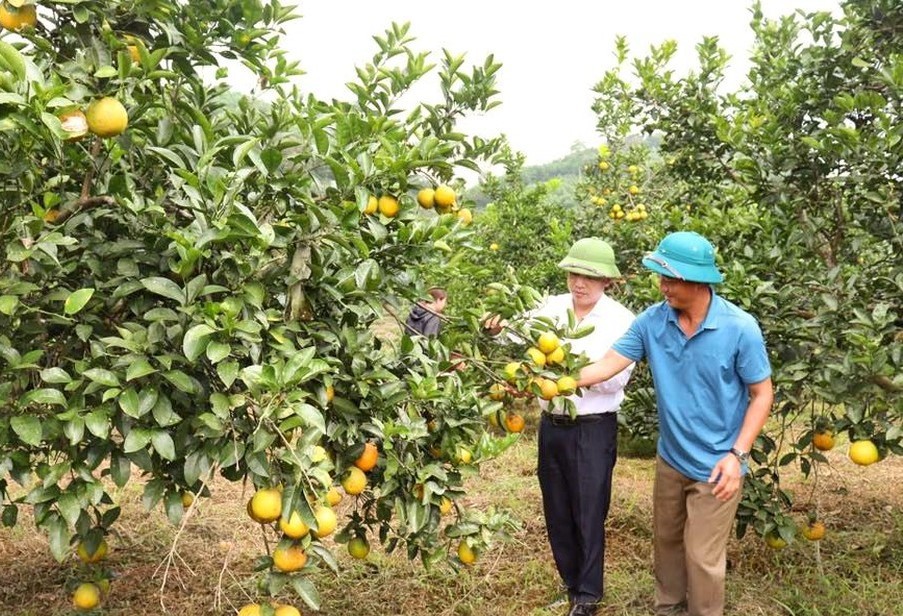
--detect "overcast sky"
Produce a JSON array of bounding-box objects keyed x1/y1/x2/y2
[{"x1": 249, "y1": 0, "x2": 842, "y2": 165}]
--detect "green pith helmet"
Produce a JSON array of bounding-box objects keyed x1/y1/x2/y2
[
  {"x1": 642, "y1": 231, "x2": 723, "y2": 283},
  {"x1": 557, "y1": 237, "x2": 621, "y2": 279}
]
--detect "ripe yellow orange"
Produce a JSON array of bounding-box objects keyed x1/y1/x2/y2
[
  {"x1": 0, "y1": 3, "x2": 36, "y2": 31},
  {"x1": 273, "y1": 543, "x2": 307, "y2": 572},
  {"x1": 325, "y1": 385, "x2": 335, "y2": 403},
  {"x1": 76, "y1": 538, "x2": 108, "y2": 564},
  {"x1": 326, "y1": 486, "x2": 343, "y2": 506},
  {"x1": 378, "y1": 194, "x2": 399, "y2": 217},
  {"x1": 490, "y1": 243, "x2": 499, "y2": 251},
  {"x1": 248, "y1": 488, "x2": 282, "y2": 524},
  {"x1": 364, "y1": 195, "x2": 378, "y2": 215},
  {"x1": 238, "y1": 604, "x2": 262, "y2": 616},
  {"x1": 526, "y1": 347, "x2": 547, "y2": 368},
  {"x1": 628, "y1": 185, "x2": 640, "y2": 195},
  {"x1": 417, "y1": 188, "x2": 435, "y2": 209},
  {"x1": 86, "y1": 97, "x2": 129, "y2": 138},
  {"x1": 311, "y1": 505, "x2": 337, "y2": 538},
  {"x1": 812, "y1": 431, "x2": 835, "y2": 451},
  {"x1": 848, "y1": 440, "x2": 879, "y2": 466},
  {"x1": 347, "y1": 536, "x2": 370, "y2": 559},
  {"x1": 764, "y1": 532, "x2": 787, "y2": 550},
  {"x1": 456, "y1": 208, "x2": 473, "y2": 225},
  {"x1": 353, "y1": 441, "x2": 379, "y2": 472},
  {"x1": 73, "y1": 583, "x2": 101, "y2": 611},
  {"x1": 58, "y1": 109, "x2": 88, "y2": 141},
  {"x1": 181, "y1": 492, "x2": 194, "y2": 508},
  {"x1": 628, "y1": 164, "x2": 640, "y2": 174},
  {"x1": 439, "y1": 496, "x2": 453, "y2": 516},
  {"x1": 545, "y1": 346, "x2": 565, "y2": 365},
  {"x1": 801, "y1": 521, "x2": 826, "y2": 541},
  {"x1": 274, "y1": 606, "x2": 302, "y2": 616},
  {"x1": 537, "y1": 331, "x2": 560, "y2": 354},
  {"x1": 434, "y1": 184, "x2": 456, "y2": 208},
  {"x1": 504, "y1": 412, "x2": 525, "y2": 433},
  {"x1": 457, "y1": 540, "x2": 477, "y2": 565},
  {"x1": 534, "y1": 377, "x2": 558, "y2": 401},
  {"x1": 310, "y1": 445, "x2": 327, "y2": 463},
  {"x1": 341, "y1": 466, "x2": 367, "y2": 495},
  {"x1": 598, "y1": 161, "x2": 610, "y2": 171},
  {"x1": 279, "y1": 511, "x2": 310, "y2": 539},
  {"x1": 455, "y1": 445, "x2": 472, "y2": 465},
  {"x1": 556, "y1": 376, "x2": 577, "y2": 396}
]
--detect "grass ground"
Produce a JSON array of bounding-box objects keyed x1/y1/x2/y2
[{"x1": 1, "y1": 412, "x2": 901, "y2": 615}]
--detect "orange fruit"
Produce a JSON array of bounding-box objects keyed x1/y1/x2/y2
[
  {"x1": 434, "y1": 185, "x2": 456, "y2": 208},
  {"x1": 801, "y1": 521, "x2": 826, "y2": 541},
  {"x1": 545, "y1": 346, "x2": 566, "y2": 365},
  {"x1": 533, "y1": 377, "x2": 558, "y2": 401},
  {"x1": 417, "y1": 188, "x2": 435, "y2": 209},
  {"x1": 526, "y1": 347, "x2": 547, "y2": 368},
  {"x1": 457, "y1": 540, "x2": 477, "y2": 565},
  {"x1": 0, "y1": 3, "x2": 37, "y2": 31},
  {"x1": 378, "y1": 194, "x2": 399, "y2": 217},
  {"x1": 248, "y1": 488, "x2": 282, "y2": 523},
  {"x1": 341, "y1": 466, "x2": 367, "y2": 495},
  {"x1": 490, "y1": 243, "x2": 499, "y2": 251},
  {"x1": 311, "y1": 505, "x2": 337, "y2": 538},
  {"x1": 848, "y1": 440, "x2": 879, "y2": 466},
  {"x1": 537, "y1": 332, "x2": 560, "y2": 354},
  {"x1": 86, "y1": 97, "x2": 129, "y2": 138},
  {"x1": 439, "y1": 496, "x2": 453, "y2": 516},
  {"x1": 456, "y1": 208, "x2": 473, "y2": 225},
  {"x1": 455, "y1": 445, "x2": 472, "y2": 465},
  {"x1": 347, "y1": 536, "x2": 370, "y2": 560},
  {"x1": 325, "y1": 486, "x2": 343, "y2": 506},
  {"x1": 76, "y1": 538, "x2": 109, "y2": 564},
  {"x1": 272, "y1": 544, "x2": 307, "y2": 572},
  {"x1": 274, "y1": 606, "x2": 302, "y2": 616},
  {"x1": 73, "y1": 583, "x2": 101, "y2": 611},
  {"x1": 181, "y1": 492, "x2": 194, "y2": 508},
  {"x1": 487, "y1": 383, "x2": 506, "y2": 401},
  {"x1": 353, "y1": 441, "x2": 379, "y2": 471},
  {"x1": 364, "y1": 195, "x2": 378, "y2": 214},
  {"x1": 812, "y1": 431, "x2": 835, "y2": 451},
  {"x1": 502, "y1": 361, "x2": 522, "y2": 382},
  {"x1": 237, "y1": 604, "x2": 262, "y2": 616},
  {"x1": 325, "y1": 384, "x2": 334, "y2": 403},
  {"x1": 556, "y1": 376, "x2": 577, "y2": 396},
  {"x1": 504, "y1": 412, "x2": 525, "y2": 433},
  {"x1": 279, "y1": 511, "x2": 310, "y2": 539},
  {"x1": 764, "y1": 532, "x2": 787, "y2": 550}
]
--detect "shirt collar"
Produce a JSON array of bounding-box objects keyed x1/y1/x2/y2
[{"x1": 665, "y1": 290, "x2": 722, "y2": 330}]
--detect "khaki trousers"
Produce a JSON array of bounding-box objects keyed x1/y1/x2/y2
[{"x1": 653, "y1": 456, "x2": 742, "y2": 616}]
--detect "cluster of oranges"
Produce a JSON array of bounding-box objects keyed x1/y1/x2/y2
[
  {"x1": 70, "y1": 536, "x2": 110, "y2": 611},
  {"x1": 588, "y1": 155, "x2": 650, "y2": 222},
  {"x1": 362, "y1": 184, "x2": 472, "y2": 224}
]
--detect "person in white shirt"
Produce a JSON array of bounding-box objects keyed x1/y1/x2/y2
[{"x1": 530, "y1": 238, "x2": 636, "y2": 616}]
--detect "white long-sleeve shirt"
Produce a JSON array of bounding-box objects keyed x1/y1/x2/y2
[{"x1": 532, "y1": 292, "x2": 635, "y2": 415}]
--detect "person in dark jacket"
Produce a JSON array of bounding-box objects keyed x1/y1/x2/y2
[{"x1": 405, "y1": 287, "x2": 447, "y2": 336}]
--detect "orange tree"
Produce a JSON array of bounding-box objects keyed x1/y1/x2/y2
[
  {"x1": 579, "y1": 0, "x2": 901, "y2": 543},
  {"x1": 0, "y1": 0, "x2": 530, "y2": 609}
]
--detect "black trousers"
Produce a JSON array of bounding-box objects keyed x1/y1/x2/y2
[{"x1": 538, "y1": 412, "x2": 618, "y2": 605}]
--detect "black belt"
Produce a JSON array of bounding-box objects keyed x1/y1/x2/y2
[{"x1": 541, "y1": 411, "x2": 612, "y2": 426}]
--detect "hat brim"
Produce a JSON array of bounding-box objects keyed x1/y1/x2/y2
[
  {"x1": 558, "y1": 258, "x2": 620, "y2": 279},
  {"x1": 642, "y1": 254, "x2": 723, "y2": 284}
]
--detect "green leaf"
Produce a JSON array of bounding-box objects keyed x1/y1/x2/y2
[
  {"x1": 46, "y1": 514, "x2": 71, "y2": 563},
  {"x1": 294, "y1": 403, "x2": 326, "y2": 434},
  {"x1": 126, "y1": 358, "x2": 157, "y2": 381},
  {"x1": 151, "y1": 431, "x2": 177, "y2": 460},
  {"x1": 40, "y1": 367, "x2": 72, "y2": 384},
  {"x1": 291, "y1": 576, "x2": 321, "y2": 611},
  {"x1": 123, "y1": 428, "x2": 152, "y2": 453},
  {"x1": 163, "y1": 370, "x2": 198, "y2": 393},
  {"x1": 22, "y1": 388, "x2": 67, "y2": 406},
  {"x1": 11, "y1": 415, "x2": 42, "y2": 446},
  {"x1": 182, "y1": 324, "x2": 216, "y2": 361},
  {"x1": 141, "y1": 277, "x2": 185, "y2": 304},
  {"x1": 217, "y1": 360, "x2": 239, "y2": 387},
  {"x1": 118, "y1": 388, "x2": 141, "y2": 418},
  {"x1": 206, "y1": 341, "x2": 231, "y2": 363},
  {"x1": 85, "y1": 408, "x2": 110, "y2": 439},
  {"x1": 93, "y1": 65, "x2": 118, "y2": 78},
  {"x1": 64, "y1": 288, "x2": 95, "y2": 315},
  {"x1": 0, "y1": 295, "x2": 19, "y2": 315},
  {"x1": 83, "y1": 368, "x2": 120, "y2": 387},
  {"x1": 0, "y1": 40, "x2": 26, "y2": 81}
]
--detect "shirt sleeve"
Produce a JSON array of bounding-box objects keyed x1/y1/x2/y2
[
  {"x1": 736, "y1": 320, "x2": 772, "y2": 384},
  {"x1": 612, "y1": 315, "x2": 647, "y2": 362}
]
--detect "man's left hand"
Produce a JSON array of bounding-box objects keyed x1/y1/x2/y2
[{"x1": 708, "y1": 454, "x2": 742, "y2": 502}]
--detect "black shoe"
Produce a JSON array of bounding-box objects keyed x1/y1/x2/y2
[{"x1": 568, "y1": 603, "x2": 598, "y2": 616}]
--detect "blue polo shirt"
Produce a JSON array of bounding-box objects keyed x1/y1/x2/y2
[{"x1": 612, "y1": 292, "x2": 772, "y2": 481}]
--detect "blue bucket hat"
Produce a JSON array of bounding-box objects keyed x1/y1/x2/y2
[{"x1": 642, "y1": 231, "x2": 723, "y2": 284}]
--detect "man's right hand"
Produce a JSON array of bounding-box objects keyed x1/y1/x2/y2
[{"x1": 480, "y1": 313, "x2": 507, "y2": 336}]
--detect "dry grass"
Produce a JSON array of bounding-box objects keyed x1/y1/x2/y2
[{"x1": 1, "y1": 415, "x2": 901, "y2": 616}]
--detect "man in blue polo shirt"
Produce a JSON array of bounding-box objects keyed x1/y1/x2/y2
[{"x1": 577, "y1": 231, "x2": 773, "y2": 616}]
